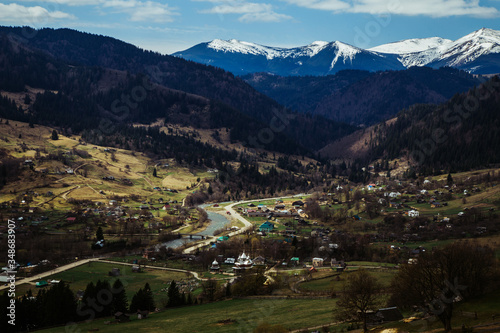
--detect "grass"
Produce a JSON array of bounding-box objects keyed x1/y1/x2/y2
[
  {"x1": 40, "y1": 298, "x2": 338, "y2": 333},
  {"x1": 300, "y1": 269, "x2": 397, "y2": 292},
  {"x1": 18, "y1": 261, "x2": 192, "y2": 306},
  {"x1": 377, "y1": 289, "x2": 500, "y2": 333}
]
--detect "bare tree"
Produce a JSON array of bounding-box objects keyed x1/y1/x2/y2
[
  {"x1": 390, "y1": 241, "x2": 499, "y2": 332},
  {"x1": 335, "y1": 269, "x2": 383, "y2": 332}
]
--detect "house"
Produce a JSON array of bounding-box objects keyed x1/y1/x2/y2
[
  {"x1": 224, "y1": 258, "x2": 235, "y2": 265},
  {"x1": 312, "y1": 257, "x2": 324, "y2": 267},
  {"x1": 292, "y1": 200, "x2": 304, "y2": 207},
  {"x1": 132, "y1": 265, "x2": 141, "y2": 273},
  {"x1": 259, "y1": 221, "x2": 275, "y2": 233},
  {"x1": 407, "y1": 210, "x2": 419, "y2": 217},
  {"x1": 109, "y1": 268, "x2": 121, "y2": 277},
  {"x1": 371, "y1": 307, "x2": 404, "y2": 323},
  {"x1": 66, "y1": 217, "x2": 77, "y2": 223},
  {"x1": 431, "y1": 202, "x2": 442, "y2": 208},
  {"x1": 253, "y1": 256, "x2": 266, "y2": 266},
  {"x1": 331, "y1": 258, "x2": 346, "y2": 271},
  {"x1": 290, "y1": 257, "x2": 300, "y2": 265},
  {"x1": 114, "y1": 312, "x2": 130, "y2": 323}
]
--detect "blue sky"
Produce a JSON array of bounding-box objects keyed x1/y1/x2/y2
[{"x1": 1, "y1": 0, "x2": 500, "y2": 54}]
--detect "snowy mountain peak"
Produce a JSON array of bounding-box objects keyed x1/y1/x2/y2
[
  {"x1": 369, "y1": 37, "x2": 452, "y2": 54},
  {"x1": 207, "y1": 39, "x2": 282, "y2": 59},
  {"x1": 174, "y1": 28, "x2": 500, "y2": 75}
]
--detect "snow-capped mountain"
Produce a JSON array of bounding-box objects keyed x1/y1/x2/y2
[
  {"x1": 368, "y1": 37, "x2": 452, "y2": 54},
  {"x1": 173, "y1": 39, "x2": 405, "y2": 76},
  {"x1": 370, "y1": 28, "x2": 500, "y2": 74},
  {"x1": 173, "y1": 28, "x2": 500, "y2": 76}
]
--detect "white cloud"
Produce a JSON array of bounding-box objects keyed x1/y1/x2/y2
[
  {"x1": 16, "y1": 0, "x2": 102, "y2": 5},
  {"x1": 102, "y1": 1, "x2": 178, "y2": 23},
  {"x1": 196, "y1": 0, "x2": 292, "y2": 22},
  {"x1": 283, "y1": 0, "x2": 499, "y2": 18},
  {"x1": 0, "y1": 3, "x2": 75, "y2": 24},
  {"x1": 17, "y1": 0, "x2": 179, "y2": 22}
]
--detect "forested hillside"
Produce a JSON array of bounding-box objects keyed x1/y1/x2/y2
[
  {"x1": 244, "y1": 67, "x2": 482, "y2": 126},
  {"x1": 0, "y1": 27, "x2": 356, "y2": 152},
  {"x1": 372, "y1": 76, "x2": 500, "y2": 172}
]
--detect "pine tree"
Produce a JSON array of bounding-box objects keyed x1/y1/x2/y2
[
  {"x1": 143, "y1": 283, "x2": 155, "y2": 311},
  {"x1": 111, "y1": 279, "x2": 128, "y2": 314},
  {"x1": 51, "y1": 129, "x2": 58, "y2": 140},
  {"x1": 447, "y1": 173, "x2": 453, "y2": 185},
  {"x1": 95, "y1": 280, "x2": 113, "y2": 317},
  {"x1": 153, "y1": 167, "x2": 157, "y2": 177},
  {"x1": 167, "y1": 280, "x2": 182, "y2": 307},
  {"x1": 96, "y1": 226, "x2": 104, "y2": 241},
  {"x1": 129, "y1": 288, "x2": 143, "y2": 312}
]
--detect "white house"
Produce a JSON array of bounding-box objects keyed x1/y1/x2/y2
[
  {"x1": 408, "y1": 210, "x2": 419, "y2": 217},
  {"x1": 312, "y1": 257, "x2": 324, "y2": 267}
]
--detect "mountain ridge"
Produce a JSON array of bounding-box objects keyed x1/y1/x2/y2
[{"x1": 174, "y1": 28, "x2": 500, "y2": 75}]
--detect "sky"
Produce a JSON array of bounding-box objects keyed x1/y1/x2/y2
[{"x1": 0, "y1": 0, "x2": 500, "y2": 54}]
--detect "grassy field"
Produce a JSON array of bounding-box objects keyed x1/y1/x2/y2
[
  {"x1": 17, "y1": 262, "x2": 193, "y2": 306},
  {"x1": 40, "y1": 298, "x2": 338, "y2": 333},
  {"x1": 300, "y1": 269, "x2": 397, "y2": 292}
]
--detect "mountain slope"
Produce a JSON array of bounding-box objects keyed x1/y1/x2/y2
[
  {"x1": 173, "y1": 39, "x2": 405, "y2": 76},
  {"x1": 368, "y1": 37, "x2": 452, "y2": 54},
  {"x1": 320, "y1": 75, "x2": 500, "y2": 171},
  {"x1": 376, "y1": 28, "x2": 500, "y2": 74},
  {"x1": 244, "y1": 67, "x2": 482, "y2": 126},
  {"x1": 0, "y1": 26, "x2": 356, "y2": 153}
]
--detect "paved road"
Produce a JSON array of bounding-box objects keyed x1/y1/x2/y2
[
  {"x1": 0, "y1": 258, "x2": 205, "y2": 292},
  {"x1": 0, "y1": 258, "x2": 100, "y2": 291},
  {"x1": 182, "y1": 194, "x2": 306, "y2": 254}
]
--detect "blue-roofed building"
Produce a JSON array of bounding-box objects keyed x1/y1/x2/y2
[{"x1": 259, "y1": 221, "x2": 275, "y2": 232}]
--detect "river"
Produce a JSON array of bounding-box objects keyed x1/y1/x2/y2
[{"x1": 160, "y1": 204, "x2": 231, "y2": 249}]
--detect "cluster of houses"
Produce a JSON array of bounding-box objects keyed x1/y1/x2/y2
[{"x1": 243, "y1": 200, "x2": 307, "y2": 220}]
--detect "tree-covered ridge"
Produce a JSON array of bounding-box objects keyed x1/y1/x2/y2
[
  {"x1": 373, "y1": 75, "x2": 500, "y2": 172},
  {"x1": 244, "y1": 67, "x2": 482, "y2": 126},
  {"x1": 0, "y1": 26, "x2": 357, "y2": 152}
]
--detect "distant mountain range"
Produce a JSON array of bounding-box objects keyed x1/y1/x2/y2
[
  {"x1": 0, "y1": 26, "x2": 356, "y2": 155},
  {"x1": 173, "y1": 28, "x2": 500, "y2": 76}
]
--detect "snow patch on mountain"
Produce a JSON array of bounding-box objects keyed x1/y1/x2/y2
[
  {"x1": 207, "y1": 39, "x2": 284, "y2": 60},
  {"x1": 330, "y1": 41, "x2": 363, "y2": 69},
  {"x1": 369, "y1": 37, "x2": 452, "y2": 54}
]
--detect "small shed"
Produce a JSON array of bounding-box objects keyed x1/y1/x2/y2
[
  {"x1": 137, "y1": 310, "x2": 149, "y2": 319},
  {"x1": 109, "y1": 268, "x2": 121, "y2": 277}
]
